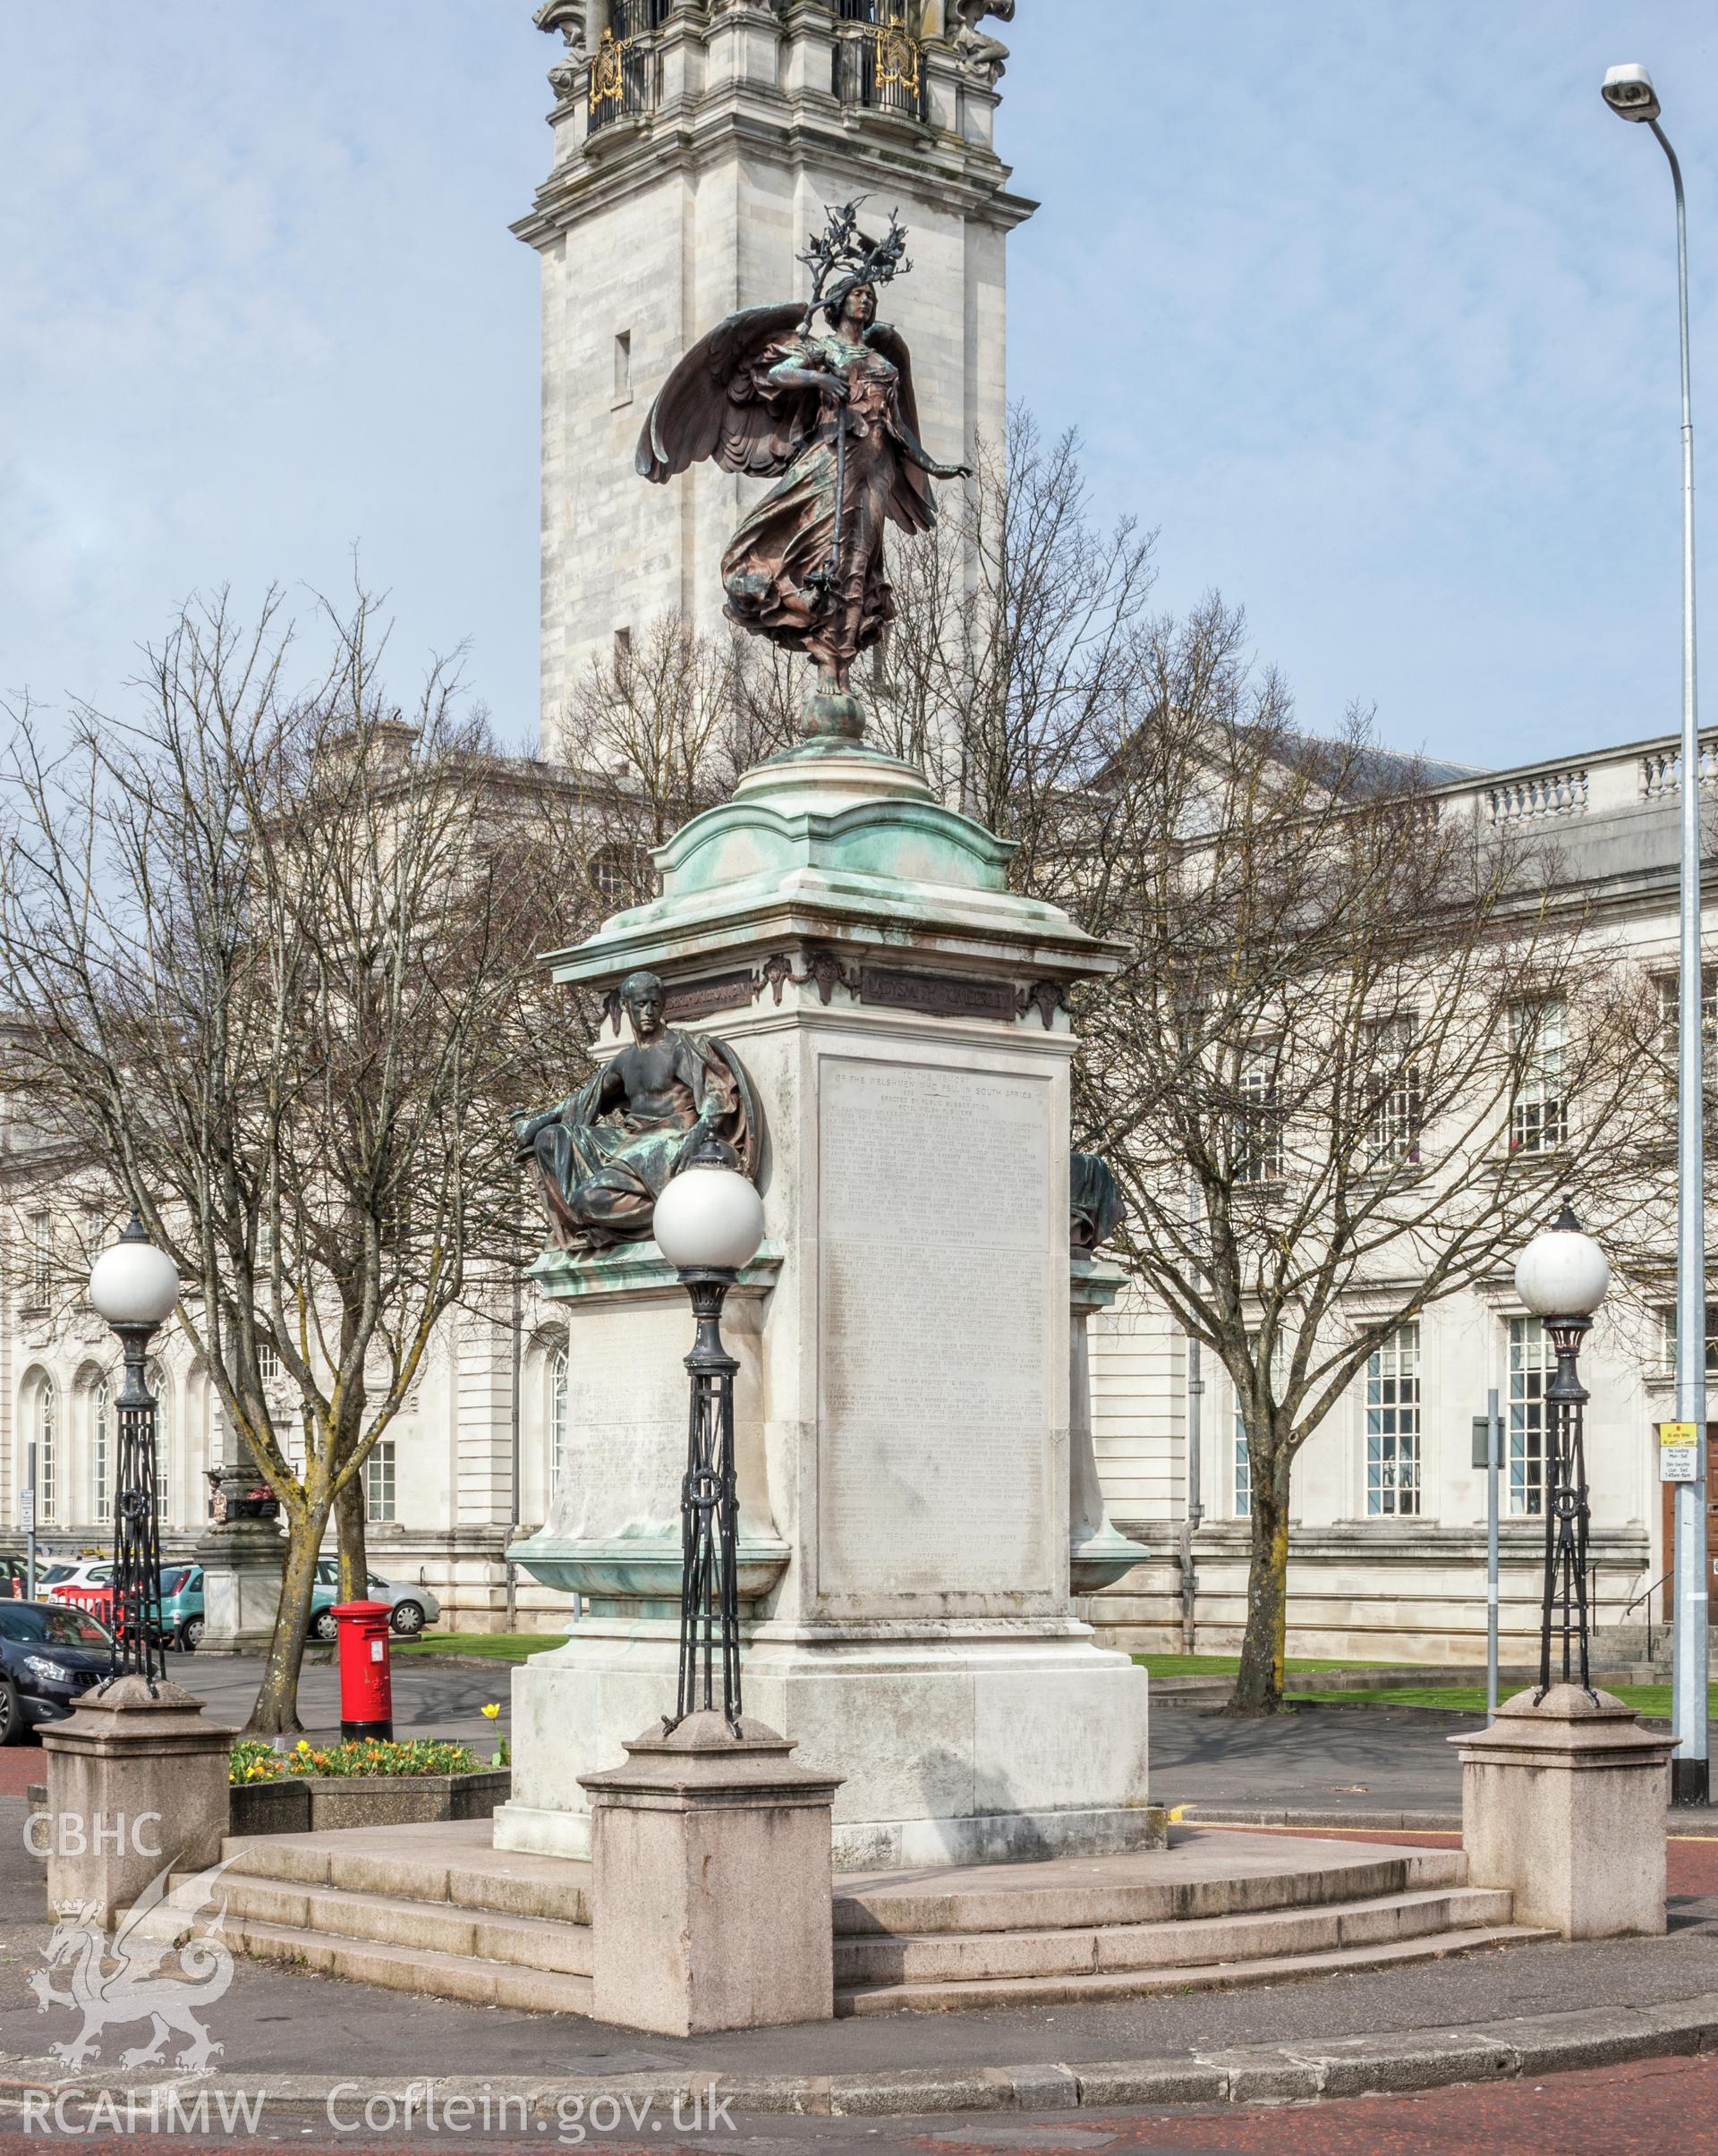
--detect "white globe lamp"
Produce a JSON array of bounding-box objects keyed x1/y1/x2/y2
[
  {"x1": 89, "y1": 1217, "x2": 181, "y2": 1330},
  {"x1": 654, "y1": 1144, "x2": 765, "y2": 1276},
  {"x1": 1514, "y1": 1201, "x2": 1610, "y2": 1321}
]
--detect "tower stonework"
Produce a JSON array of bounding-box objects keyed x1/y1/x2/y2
[{"x1": 520, "y1": 2, "x2": 1033, "y2": 753}]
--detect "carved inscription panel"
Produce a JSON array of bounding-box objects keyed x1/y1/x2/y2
[{"x1": 816, "y1": 1058, "x2": 1055, "y2": 1600}]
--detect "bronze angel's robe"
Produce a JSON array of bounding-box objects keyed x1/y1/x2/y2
[{"x1": 635, "y1": 302, "x2": 937, "y2": 680}]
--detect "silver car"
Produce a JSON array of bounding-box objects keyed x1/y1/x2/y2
[{"x1": 309, "y1": 1560, "x2": 441, "y2": 1642}]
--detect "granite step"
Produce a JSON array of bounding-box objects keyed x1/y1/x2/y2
[
  {"x1": 203, "y1": 1821, "x2": 1548, "y2": 2024},
  {"x1": 221, "y1": 1913, "x2": 594, "y2": 2015},
  {"x1": 203, "y1": 1872, "x2": 593, "y2": 1975},
  {"x1": 834, "y1": 1919, "x2": 1557, "y2": 2016},
  {"x1": 832, "y1": 1840, "x2": 1467, "y2": 1938},
  {"x1": 221, "y1": 1817, "x2": 591, "y2": 1926},
  {"x1": 833, "y1": 1883, "x2": 1513, "y2": 1987}
]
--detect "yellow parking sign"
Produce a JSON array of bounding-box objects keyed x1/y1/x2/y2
[{"x1": 1660, "y1": 1422, "x2": 1701, "y2": 1482}]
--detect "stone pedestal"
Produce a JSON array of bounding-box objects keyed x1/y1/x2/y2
[
  {"x1": 498, "y1": 738, "x2": 1153, "y2": 1868},
  {"x1": 579, "y1": 1711, "x2": 841, "y2": 2036},
  {"x1": 1455, "y1": 1684, "x2": 1673, "y2": 1939},
  {"x1": 39, "y1": 1676, "x2": 234, "y2": 1923},
  {"x1": 195, "y1": 1517, "x2": 287, "y2": 1654}
]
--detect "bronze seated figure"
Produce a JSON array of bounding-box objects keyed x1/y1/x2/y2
[{"x1": 515, "y1": 972, "x2": 760, "y2": 1255}]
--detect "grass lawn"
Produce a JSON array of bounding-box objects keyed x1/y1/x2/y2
[
  {"x1": 1132, "y1": 1653, "x2": 1406, "y2": 1681},
  {"x1": 1287, "y1": 1682, "x2": 1718, "y2": 1719},
  {"x1": 392, "y1": 1632, "x2": 568, "y2": 1661}
]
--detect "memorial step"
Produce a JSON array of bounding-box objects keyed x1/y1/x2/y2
[
  {"x1": 833, "y1": 1918, "x2": 1557, "y2": 2016},
  {"x1": 203, "y1": 1872, "x2": 593, "y2": 1975},
  {"x1": 219, "y1": 1914, "x2": 594, "y2": 2016},
  {"x1": 831, "y1": 1838, "x2": 1467, "y2": 1937},
  {"x1": 833, "y1": 1883, "x2": 1513, "y2": 1988},
  {"x1": 201, "y1": 1821, "x2": 1556, "y2": 2022}
]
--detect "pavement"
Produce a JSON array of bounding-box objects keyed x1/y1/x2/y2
[{"x1": 6, "y1": 1682, "x2": 1718, "y2": 2145}]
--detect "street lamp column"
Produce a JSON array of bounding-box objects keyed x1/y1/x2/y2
[
  {"x1": 1515, "y1": 1202, "x2": 1611, "y2": 1700},
  {"x1": 1603, "y1": 60, "x2": 1708, "y2": 1804},
  {"x1": 651, "y1": 1130, "x2": 767, "y2": 1735},
  {"x1": 87, "y1": 1217, "x2": 182, "y2": 1691}
]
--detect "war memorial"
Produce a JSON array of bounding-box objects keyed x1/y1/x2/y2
[{"x1": 30, "y1": 0, "x2": 1687, "y2": 2095}]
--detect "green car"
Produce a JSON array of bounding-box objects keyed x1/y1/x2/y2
[{"x1": 157, "y1": 1564, "x2": 205, "y2": 1651}]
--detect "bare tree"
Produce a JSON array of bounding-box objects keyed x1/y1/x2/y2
[
  {"x1": 1074, "y1": 668, "x2": 1662, "y2": 1713},
  {"x1": 0, "y1": 590, "x2": 578, "y2": 1732}
]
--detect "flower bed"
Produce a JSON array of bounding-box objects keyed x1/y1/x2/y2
[
  {"x1": 231, "y1": 1737, "x2": 481, "y2": 1782},
  {"x1": 226, "y1": 1738, "x2": 509, "y2": 1837}
]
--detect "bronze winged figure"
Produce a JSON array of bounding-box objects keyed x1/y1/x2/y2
[{"x1": 635, "y1": 206, "x2": 971, "y2": 713}]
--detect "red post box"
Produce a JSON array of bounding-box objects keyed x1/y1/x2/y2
[{"x1": 331, "y1": 1600, "x2": 394, "y2": 1742}]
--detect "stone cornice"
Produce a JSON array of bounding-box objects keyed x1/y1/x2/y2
[{"x1": 515, "y1": 98, "x2": 1030, "y2": 250}]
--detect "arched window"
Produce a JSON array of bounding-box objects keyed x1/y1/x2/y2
[
  {"x1": 549, "y1": 1346, "x2": 568, "y2": 1502},
  {"x1": 93, "y1": 1379, "x2": 110, "y2": 1521},
  {"x1": 36, "y1": 1379, "x2": 55, "y2": 1525}
]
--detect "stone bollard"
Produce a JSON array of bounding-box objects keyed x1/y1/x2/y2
[
  {"x1": 1453, "y1": 1684, "x2": 1674, "y2": 1940},
  {"x1": 39, "y1": 1676, "x2": 234, "y2": 1925},
  {"x1": 579, "y1": 1711, "x2": 842, "y2": 2035}
]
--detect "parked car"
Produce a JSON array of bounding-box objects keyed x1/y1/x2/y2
[
  {"x1": 41, "y1": 1560, "x2": 115, "y2": 1625},
  {"x1": 157, "y1": 1564, "x2": 204, "y2": 1651},
  {"x1": 40, "y1": 1559, "x2": 114, "y2": 1598},
  {"x1": 308, "y1": 1562, "x2": 439, "y2": 1641},
  {"x1": 0, "y1": 1601, "x2": 113, "y2": 1743}
]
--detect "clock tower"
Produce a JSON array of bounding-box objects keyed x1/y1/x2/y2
[{"x1": 520, "y1": 2, "x2": 1033, "y2": 752}]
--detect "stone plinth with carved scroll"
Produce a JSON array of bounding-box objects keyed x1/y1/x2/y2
[{"x1": 495, "y1": 734, "x2": 1155, "y2": 1869}]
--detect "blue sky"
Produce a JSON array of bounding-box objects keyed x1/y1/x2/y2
[{"x1": 4, "y1": 4, "x2": 1717, "y2": 768}]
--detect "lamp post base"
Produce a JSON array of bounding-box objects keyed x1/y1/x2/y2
[{"x1": 1672, "y1": 1757, "x2": 1710, "y2": 1805}]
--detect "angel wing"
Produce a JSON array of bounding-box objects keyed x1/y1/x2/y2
[
  {"x1": 636, "y1": 302, "x2": 815, "y2": 485},
  {"x1": 867, "y1": 323, "x2": 938, "y2": 538}
]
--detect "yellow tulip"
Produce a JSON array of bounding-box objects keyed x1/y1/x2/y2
[{"x1": 481, "y1": 1702, "x2": 500, "y2": 1721}]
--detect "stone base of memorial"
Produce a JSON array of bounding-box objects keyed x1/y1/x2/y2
[
  {"x1": 496, "y1": 736, "x2": 1153, "y2": 1870},
  {"x1": 194, "y1": 1516, "x2": 286, "y2": 1655}
]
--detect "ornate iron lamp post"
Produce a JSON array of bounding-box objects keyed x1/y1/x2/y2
[
  {"x1": 1514, "y1": 1202, "x2": 1611, "y2": 1702},
  {"x1": 87, "y1": 1218, "x2": 181, "y2": 1689},
  {"x1": 651, "y1": 1132, "x2": 766, "y2": 1736}
]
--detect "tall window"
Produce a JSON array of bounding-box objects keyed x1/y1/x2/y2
[
  {"x1": 1236, "y1": 1046, "x2": 1283, "y2": 1185},
  {"x1": 93, "y1": 1379, "x2": 110, "y2": 1520},
  {"x1": 149, "y1": 1362, "x2": 168, "y2": 1516},
  {"x1": 1646, "y1": 1302, "x2": 1715, "y2": 1371},
  {"x1": 1366, "y1": 1014, "x2": 1422, "y2": 1168},
  {"x1": 1510, "y1": 997, "x2": 1568, "y2": 1154},
  {"x1": 1508, "y1": 1317, "x2": 1557, "y2": 1515},
  {"x1": 29, "y1": 1213, "x2": 53, "y2": 1304},
  {"x1": 1656, "y1": 972, "x2": 1718, "y2": 1094},
  {"x1": 258, "y1": 1340, "x2": 280, "y2": 1382},
  {"x1": 365, "y1": 1439, "x2": 396, "y2": 1523},
  {"x1": 36, "y1": 1379, "x2": 55, "y2": 1524},
  {"x1": 1365, "y1": 1323, "x2": 1421, "y2": 1515},
  {"x1": 549, "y1": 1346, "x2": 569, "y2": 1502},
  {"x1": 1233, "y1": 1332, "x2": 1287, "y2": 1520}
]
